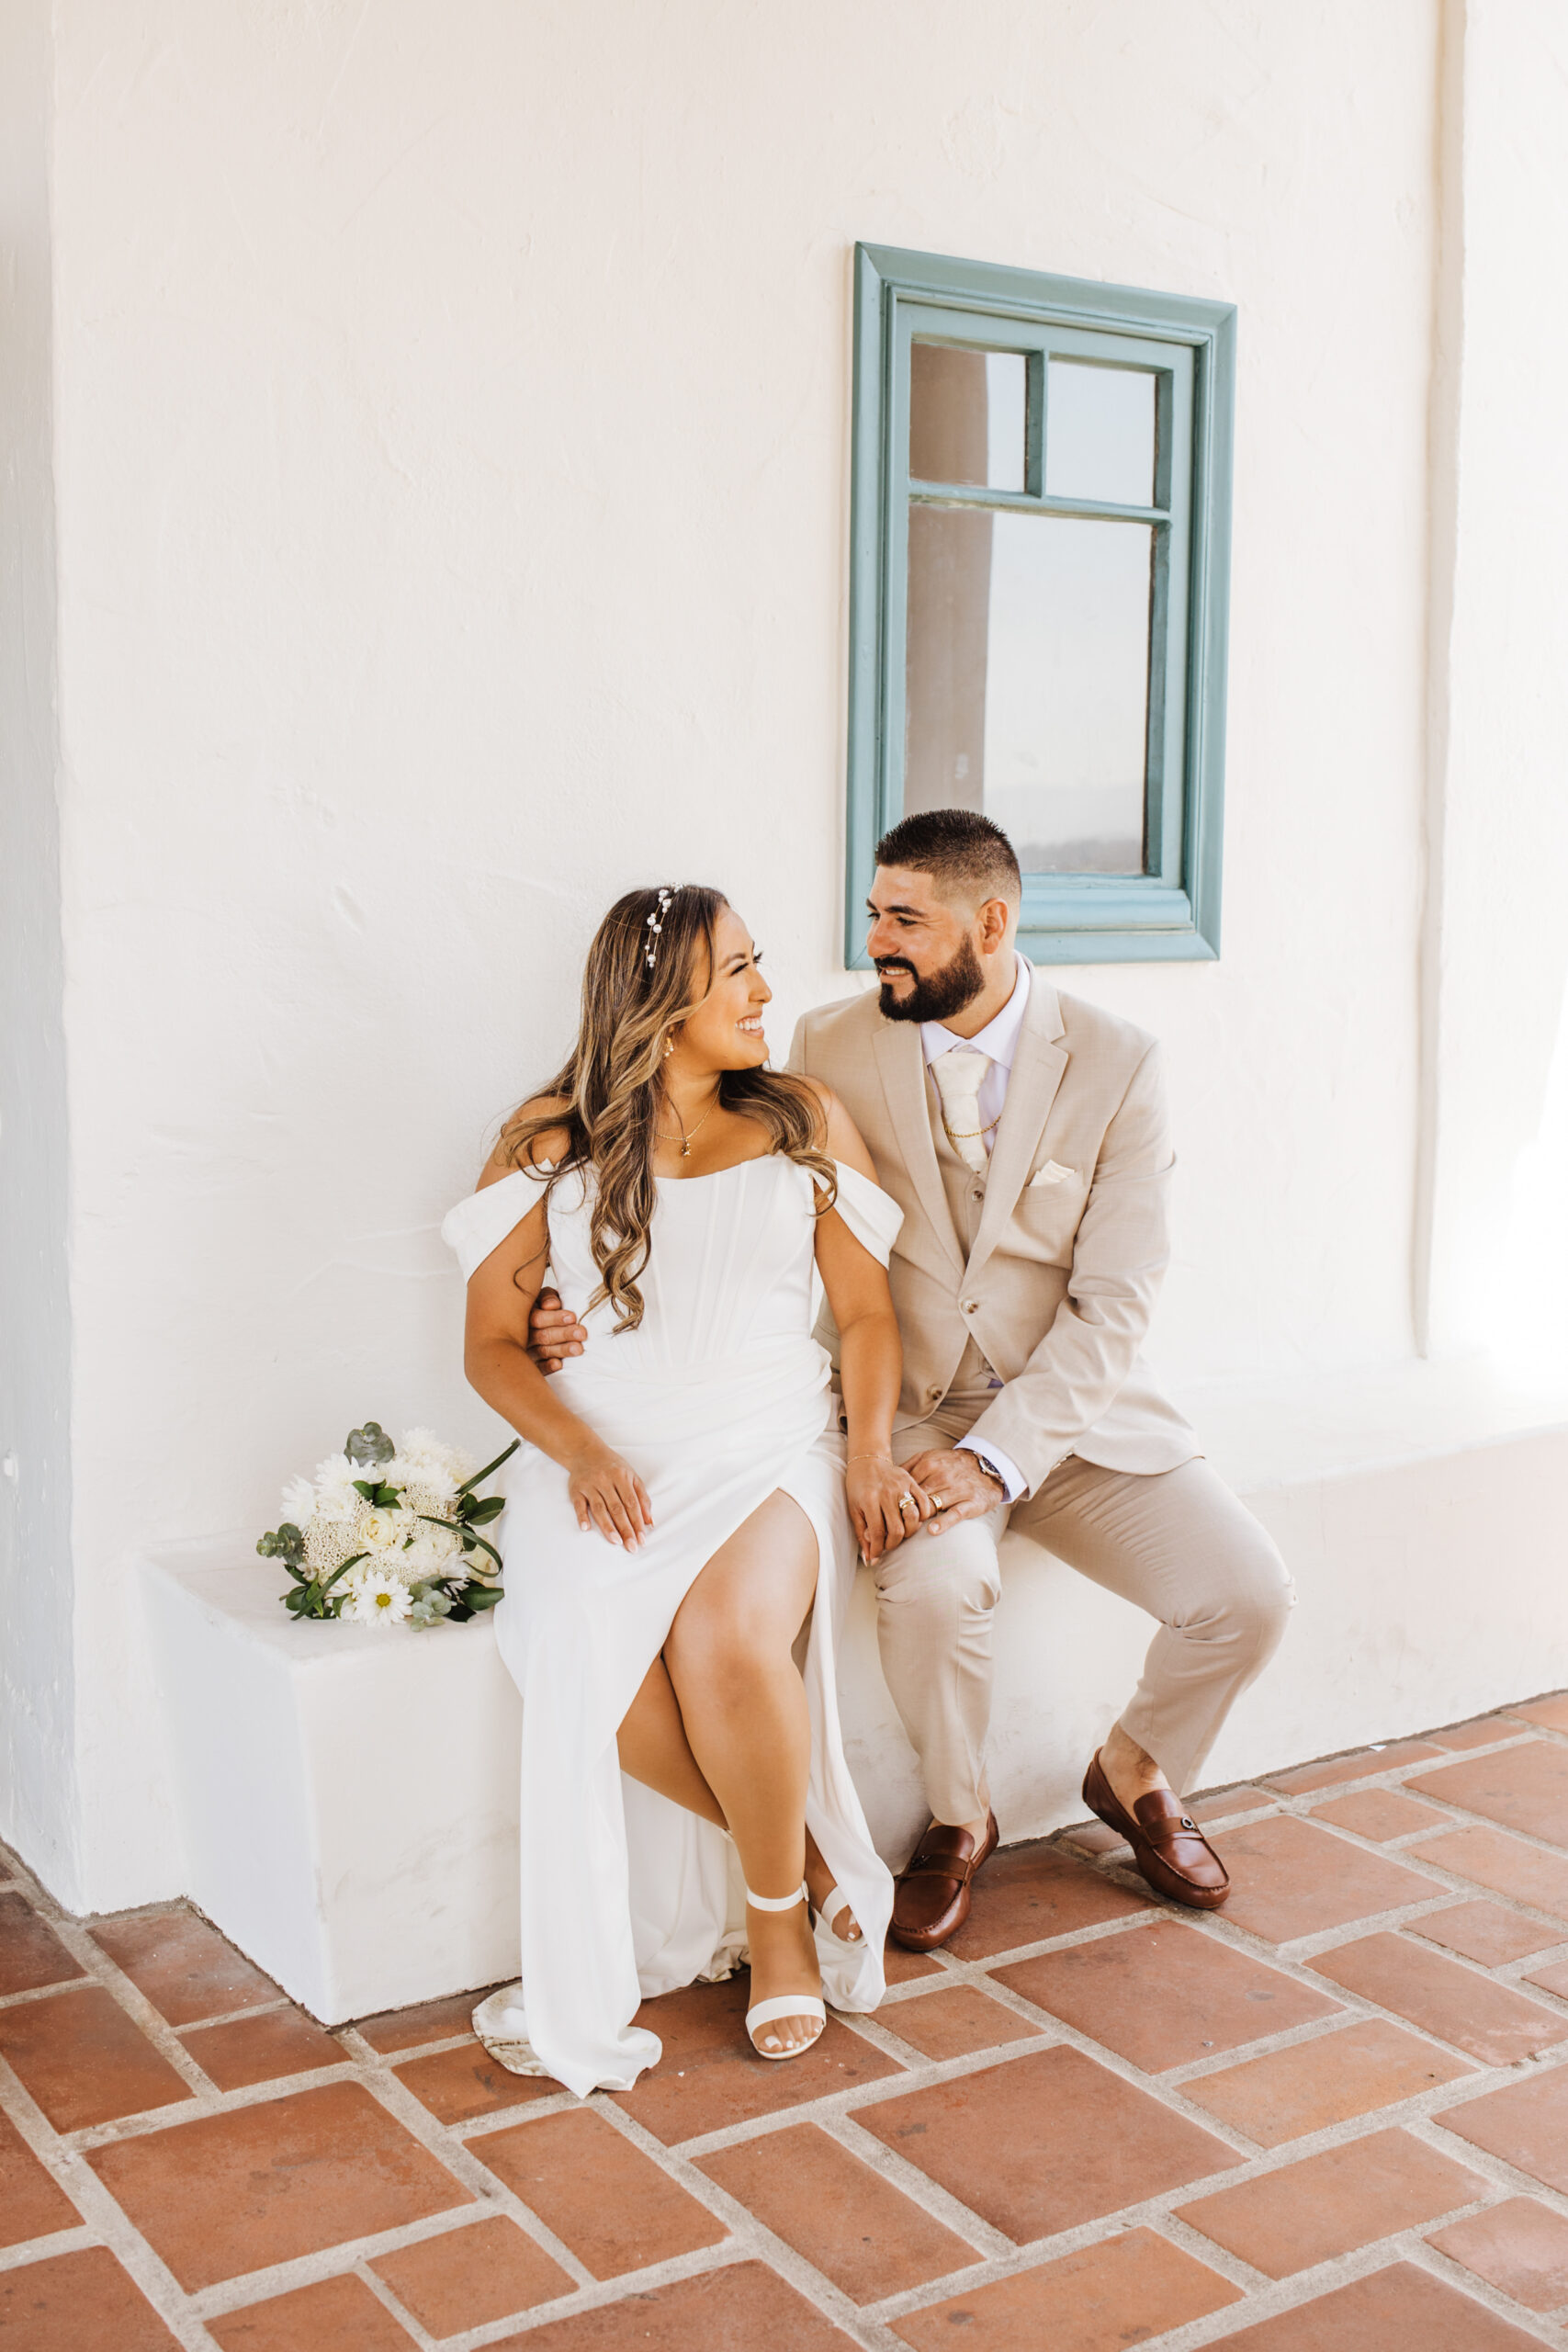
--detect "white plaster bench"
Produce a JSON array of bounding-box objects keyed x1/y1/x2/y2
[{"x1": 142, "y1": 1355, "x2": 1568, "y2": 2025}]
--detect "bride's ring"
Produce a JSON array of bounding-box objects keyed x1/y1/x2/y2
[{"x1": 897, "y1": 1492, "x2": 917, "y2": 1515}]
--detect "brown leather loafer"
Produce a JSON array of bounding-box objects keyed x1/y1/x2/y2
[
  {"x1": 1082, "y1": 1752, "x2": 1229, "y2": 1910},
  {"x1": 890, "y1": 1809, "x2": 999, "y2": 1951}
]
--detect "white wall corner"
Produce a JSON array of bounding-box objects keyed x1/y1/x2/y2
[
  {"x1": 0, "y1": 0, "x2": 82, "y2": 1904},
  {"x1": 1416, "y1": 0, "x2": 1568, "y2": 1370}
]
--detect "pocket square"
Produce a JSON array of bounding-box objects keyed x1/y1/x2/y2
[{"x1": 1029, "y1": 1160, "x2": 1076, "y2": 1187}]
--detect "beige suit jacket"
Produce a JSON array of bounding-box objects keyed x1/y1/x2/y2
[{"x1": 788, "y1": 967, "x2": 1199, "y2": 1497}]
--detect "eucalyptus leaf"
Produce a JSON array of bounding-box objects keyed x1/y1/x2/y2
[
  {"x1": 345, "y1": 1421, "x2": 396, "y2": 1467},
  {"x1": 464, "y1": 1495, "x2": 506, "y2": 1526}
]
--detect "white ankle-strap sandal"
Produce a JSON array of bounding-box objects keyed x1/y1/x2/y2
[
  {"x1": 744, "y1": 1883, "x2": 826, "y2": 2061},
  {"x1": 812, "y1": 1883, "x2": 863, "y2": 1946}
]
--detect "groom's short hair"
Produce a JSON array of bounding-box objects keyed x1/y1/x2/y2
[{"x1": 874, "y1": 808, "x2": 1022, "y2": 908}]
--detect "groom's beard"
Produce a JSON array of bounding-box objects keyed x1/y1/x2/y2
[{"x1": 875, "y1": 934, "x2": 987, "y2": 1024}]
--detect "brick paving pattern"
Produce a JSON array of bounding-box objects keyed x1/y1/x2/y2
[{"x1": 3, "y1": 1701, "x2": 1568, "y2": 2346}]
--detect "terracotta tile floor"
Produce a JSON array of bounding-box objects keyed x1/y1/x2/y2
[{"x1": 4, "y1": 1700, "x2": 1568, "y2": 2348}]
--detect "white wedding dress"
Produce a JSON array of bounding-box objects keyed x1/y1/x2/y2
[{"x1": 441, "y1": 1149, "x2": 900, "y2": 2097}]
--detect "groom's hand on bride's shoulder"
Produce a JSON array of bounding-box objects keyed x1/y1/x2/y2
[
  {"x1": 527, "y1": 1286, "x2": 587, "y2": 1374},
  {"x1": 902, "y1": 1449, "x2": 1008, "y2": 1536}
]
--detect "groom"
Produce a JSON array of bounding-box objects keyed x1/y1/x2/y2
[
  {"x1": 531, "y1": 809, "x2": 1292, "y2": 1949},
  {"x1": 788, "y1": 808, "x2": 1292, "y2": 1948}
]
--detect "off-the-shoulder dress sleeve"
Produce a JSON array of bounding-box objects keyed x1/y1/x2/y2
[
  {"x1": 813, "y1": 1159, "x2": 904, "y2": 1266},
  {"x1": 441, "y1": 1164, "x2": 552, "y2": 1284}
]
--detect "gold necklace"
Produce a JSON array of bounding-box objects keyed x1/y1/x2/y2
[{"x1": 658, "y1": 1092, "x2": 722, "y2": 1159}]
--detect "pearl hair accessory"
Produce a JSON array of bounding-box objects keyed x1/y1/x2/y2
[{"x1": 644, "y1": 885, "x2": 680, "y2": 971}]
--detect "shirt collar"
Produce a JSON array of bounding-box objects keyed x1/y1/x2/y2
[{"x1": 921, "y1": 952, "x2": 1032, "y2": 1072}]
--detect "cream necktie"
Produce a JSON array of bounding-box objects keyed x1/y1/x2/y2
[{"x1": 931, "y1": 1047, "x2": 993, "y2": 1173}]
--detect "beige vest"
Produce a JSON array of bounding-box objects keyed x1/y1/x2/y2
[{"x1": 928, "y1": 1072, "x2": 1000, "y2": 1404}]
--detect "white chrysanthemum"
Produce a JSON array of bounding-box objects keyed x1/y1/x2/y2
[
  {"x1": 398, "y1": 1532, "x2": 450, "y2": 1580},
  {"x1": 398, "y1": 1427, "x2": 477, "y2": 1484},
  {"x1": 386, "y1": 1458, "x2": 460, "y2": 1510},
  {"x1": 312, "y1": 1453, "x2": 367, "y2": 1522},
  {"x1": 280, "y1": 1476, "x2": 317, "y2": 1525},
  {"x1": 343, "y1": 1566, "x2": 412, "y2": 1627}
]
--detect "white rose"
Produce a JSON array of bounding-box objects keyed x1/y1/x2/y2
[{"x1": 360, "y1": 1509, "x2": 401, "y2": 1551}]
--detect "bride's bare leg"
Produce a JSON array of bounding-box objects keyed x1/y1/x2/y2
[
  {"x1": 617, "y1": 1657, "x2": 727, "y2": 1828},
  {"x1": 620, "y1": 1657, "x2": 859, "y2": 1939},
  {"x1": 620, "y1": 1645, "x2": 860, "y2": 1941},
  {"x1": 665, "y1": 1492, "x2": 821, "y2": 2055}
]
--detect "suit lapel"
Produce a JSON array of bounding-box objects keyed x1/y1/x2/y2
[
  {"x1": 871, "y1": 1014, "x2": 965, "y2": 1276},
  {"x1": 967, "y1": 970, "x2": 1068, "y2": 1282}
]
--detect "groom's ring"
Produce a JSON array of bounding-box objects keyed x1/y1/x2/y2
[{"x1": 930, "y1": 1493, "x2": 945, "y2": 1510}]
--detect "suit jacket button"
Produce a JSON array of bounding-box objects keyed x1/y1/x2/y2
[{"x1": 963, "y1": 1299, "x2": 979, "y2": 1314}]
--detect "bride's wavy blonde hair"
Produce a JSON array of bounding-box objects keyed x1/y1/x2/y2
[{"x1": 501, "y1": 884, "x2": 836, "y2": 1332}]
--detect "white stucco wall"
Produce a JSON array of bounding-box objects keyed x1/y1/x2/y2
[
  {"x1": 1421, "y1": 0, "x2": 1568, "y2": 1362},
  {"x1": 0, "y1": 0, "x2": 77, "y2": 1897},
  {"x1": 4, "y1": 0, "x2": 1565, "y2": 1911}
]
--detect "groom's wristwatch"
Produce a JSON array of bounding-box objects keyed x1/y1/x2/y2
[{"x1": 970, "y1": 1453, "x2": 1009, "y2": 1501}]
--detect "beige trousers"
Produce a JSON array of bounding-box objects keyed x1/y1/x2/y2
[{"x1": 879, "y1": 1406, "x2": 1294, "y2": 1826}]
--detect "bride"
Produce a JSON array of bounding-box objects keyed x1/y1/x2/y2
[{"x1": 441, "y1": 882, "x2": 930, "y2": 2096}]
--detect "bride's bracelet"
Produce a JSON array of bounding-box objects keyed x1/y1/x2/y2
[{"x1": 846, "y1": 1452, "x2": 897, "y2": 1467}]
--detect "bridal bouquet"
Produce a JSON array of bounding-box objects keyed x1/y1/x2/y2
[{"x1": 256, "y1": 1421, "x2": 518, "y2": 1628}]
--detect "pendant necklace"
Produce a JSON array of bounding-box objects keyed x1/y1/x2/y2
[{"x1": 659, "y1": 1091, "x2": 722, "y2": 1159}]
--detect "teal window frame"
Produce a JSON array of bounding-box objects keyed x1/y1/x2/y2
[{"x1": 846, "y1": 243, "x2": 1236, "y2": 967}]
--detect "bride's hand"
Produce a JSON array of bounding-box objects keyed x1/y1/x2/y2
[
  {"x1": 846, "y1": 1453, "x2": 933, "y2": 1565},
  {"x1": 568, "y1": 1444, "x2": 654, "y2": 1550}
]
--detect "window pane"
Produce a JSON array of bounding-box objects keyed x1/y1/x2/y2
[
  {"x1": 904, "y1": 505, "x2": 1150, "y2": 874},
  {"x1": 1044, "y1": 361, "x2": 1156, "y2": 507},
  {"x1": 909, "y1": 343, "x2": 1026, "y2": 492}
]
